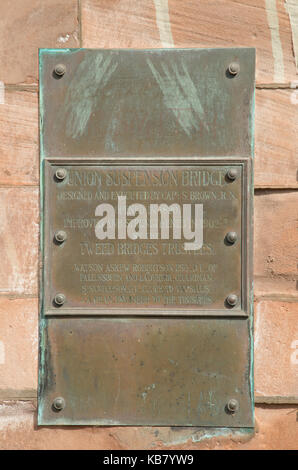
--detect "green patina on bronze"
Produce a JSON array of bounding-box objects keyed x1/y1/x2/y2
[
  {"x1": 38, "y1": 48, "x2": 255, "y2": 427},
  {"x1": 39, "y1": 48, "x2": 255, "y2": 159}
]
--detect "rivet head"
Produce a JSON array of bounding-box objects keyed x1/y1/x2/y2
[
  {"x1": 227, "y1": 398, "x2": 239, "y2": 413},
  {"x1": 228, "y1": 62, "x2": 240, "y2": 76},
  {"x1": 226, "y1": 168, "x2": 237, "y2": 181},
  {"x1": 52, "y1": 397, "x2": 65, "y2": 411},
  {"x1": 54, "y1": 64, "x2": 66, "y2": 77},
  {"x1": 226, "y1": 231, "x2": 238, "y2": 244},
  {"x1": 54, "y1": 230, "x2": 67, "y2": 243},
  {"x1": 226, "y1": 294, "x2": 238, "y2": 307},
  {"x1": 55, "y1": 168, "x2": 67, "y2": 181},
  {"x1": 54, "y1": 293, "x2": 66, "y2": 306}
]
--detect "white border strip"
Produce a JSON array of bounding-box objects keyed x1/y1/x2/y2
[
  {"x1": 265, "y1": 0, "x2": 285, "y2": 82},
  {"x1": 153, "y1": 0, "x2": 174, "y2": 47},
  {"x1": 286, "y1": 0, "x2": 298, "y2": 71}
]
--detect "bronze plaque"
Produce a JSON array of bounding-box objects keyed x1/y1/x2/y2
[
  {"x1": 39, "y1": 48, "x2": 255, "y2": 159},
  {"x1": 39, "y1": 48, "x2": 255, "y2": 427},
  {"x1": 45, "y1": 160, "x2": 248, "y2": 316},
  {"x1": 38, "y1": 317, "x2": 253, "y2": 427}
]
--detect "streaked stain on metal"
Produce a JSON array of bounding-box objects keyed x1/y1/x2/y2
[
  {"x1": 147, "y1": 58, "x2": 208, "y2": 135},
  {"x1": 64, "y1": 53, "x2": 118, "y2": 139}
]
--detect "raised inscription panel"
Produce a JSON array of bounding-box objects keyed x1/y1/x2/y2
[{"x1": 44, "y1": 160, "x2": 248, "y2": 316}]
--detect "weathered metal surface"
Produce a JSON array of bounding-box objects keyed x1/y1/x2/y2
[
  {"x1": 38, "y1": 317, "x2": 253, "y2": 426},
  {"x1": 39, "y1": 48, "x2": 255, "y2": 159},
  {"x1": 44, "y1": 160, "x2": 249, "y2": 316},
  {"x1": 39, "y1": 48, "x2": 255, "y2": 427}
]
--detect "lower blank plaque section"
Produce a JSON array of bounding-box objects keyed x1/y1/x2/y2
[{"x1": 38, "y1": 317, "x2": 253, "y2": 427}]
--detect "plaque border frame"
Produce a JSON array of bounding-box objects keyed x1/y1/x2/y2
[{"x1": 42, "y1": 156, "x2": 253, "y2": 318}]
